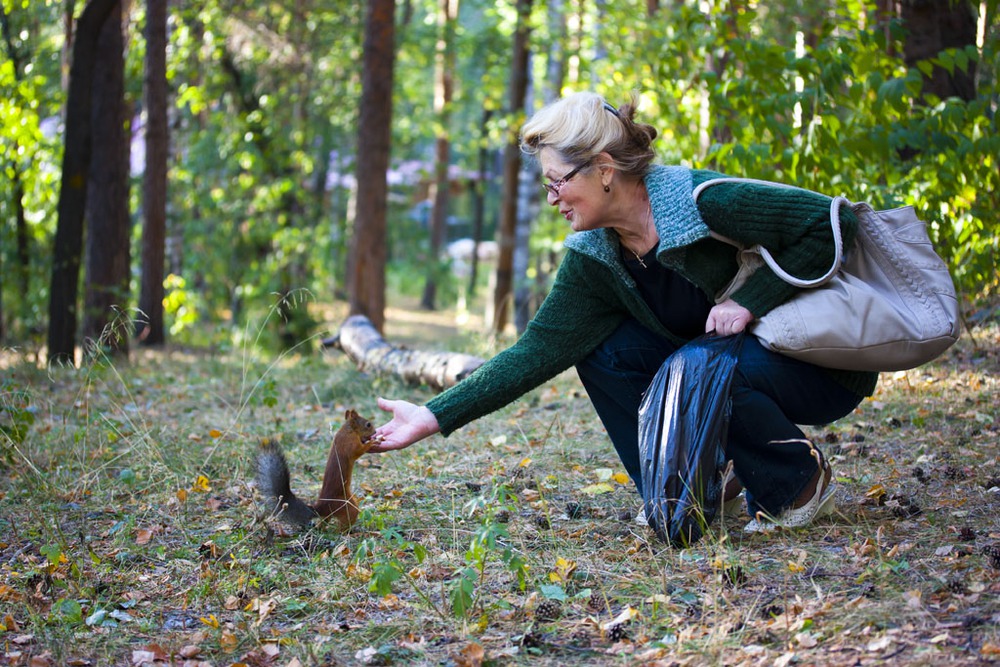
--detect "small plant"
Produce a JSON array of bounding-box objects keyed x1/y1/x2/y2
[
  {"x1": 0, "y1": 381, "x2": 35, "y2": 446},
  {"x1": 450, "y1": 479, "x2": 529, "y2": 618}
]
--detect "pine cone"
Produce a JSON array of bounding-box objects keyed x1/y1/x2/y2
[
  {"x1": 535, "y1": 599, "x2": 562, "y2": 621},
  {"x1": 606, "y1": 622, "x2": 628, "y2": 642},
  {"x1": 981, "y1": 543, "x2": 1000, "y2": 569}
]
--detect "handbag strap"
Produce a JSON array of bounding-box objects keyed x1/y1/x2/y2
[{"x1": 692, "y1": 177, "x2": 852, "y2": 288}]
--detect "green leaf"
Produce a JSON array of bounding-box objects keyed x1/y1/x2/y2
[{"x1": 540, "y1": 584, "x2": 568, "y2": 601}]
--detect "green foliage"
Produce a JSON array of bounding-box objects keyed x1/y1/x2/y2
[
  {"x1": 583, "y1": 1, "x2": 999, "y2": 305},
  {"x1": 1, "y1": 0, "x2": 998, "y2": 353},
  {"x1": 0, "y1": 379, "x2": 35, "y2": 445}
]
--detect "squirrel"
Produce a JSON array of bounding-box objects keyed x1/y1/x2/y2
[{"x1": 255, "y1": 409, "x2": 377, "y2": 531}]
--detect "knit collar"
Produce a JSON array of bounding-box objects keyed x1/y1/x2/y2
[{"x1": 563, "y1": 165, "x2": 709, "y2": 276}]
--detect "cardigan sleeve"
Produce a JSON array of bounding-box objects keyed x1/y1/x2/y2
[
  {"x1": 426, "y1": 251, "x2": 626, "y2": 436},
  {"x1": 695, "y1": 179, "x2": 859, "y2": 317}
]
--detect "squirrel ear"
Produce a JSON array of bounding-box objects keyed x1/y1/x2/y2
[{"x1": 345, "y1": 409, "x2": 356, "y2": 419}]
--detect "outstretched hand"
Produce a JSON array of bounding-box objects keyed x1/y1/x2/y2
[
  {"x1": 368, "y1": 397, "x2": 441, "y2": 453},
  {"x1": 705, "y1": 298, "x2": 754, "y2": 337}
]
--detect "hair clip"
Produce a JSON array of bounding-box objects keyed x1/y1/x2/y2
[{"x1": 603, "y1": 102, "x2": 621, "y2": 117}]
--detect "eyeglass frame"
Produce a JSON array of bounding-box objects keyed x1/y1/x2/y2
[{"x1": 542, "y1": 160, "x2": 591, "y2": 197}]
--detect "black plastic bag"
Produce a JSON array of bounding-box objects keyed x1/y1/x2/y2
[{"x1": 638, "y1": 333, "x2": 744, "y2": 546}]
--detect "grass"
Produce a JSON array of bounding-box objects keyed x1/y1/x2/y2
[{"x1": 1, "y1": 310, "x2": 998, "y2": 666}]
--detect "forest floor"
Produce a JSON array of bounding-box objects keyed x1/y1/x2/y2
[{"x1": 1, "y1": 303, "x2": 998, "y2": 667}]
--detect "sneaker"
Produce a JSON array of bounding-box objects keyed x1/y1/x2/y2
[
  {"x1": 722, "y1": 465, "x2": 744, "y2": 517},
  {"x1": 744, "y1": 443, "x2": 836, "y2": 533}
]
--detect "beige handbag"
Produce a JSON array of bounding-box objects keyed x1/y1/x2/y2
[{"x1": 694, "y1": 177, "x2": 961, "y2": 372}]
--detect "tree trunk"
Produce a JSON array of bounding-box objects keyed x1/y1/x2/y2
[
  {"x1": 332, "y1": 315, "x2": 483, "y2": 391},
  {"x1": 46, "y1": 0, "x2": 120, "y2": 366},
  {"x1": 491, "y1": 0, "x2": 532, "y2": 335},
  {"x1": 349, "y1": 0, "x2": 396, "y2": 333},
  {"x1": 900, "y1": 0, "x2": 977, "y2": 101},
  {"x1": 0, "y1": 5, "x2": 29, "y2": 342},
  {"x1": 83, "y1": 0, "x2": 129, "y2": 359},
  {"x1": 468, "y1": 107, "x2": 492, "y2": 294},
  {"x1": 512, "y1": 126, "x2": 540, "y2": 334},
  {"x1": 421, "y1": 0, "x2": 458, "y2": 311},
  {"x1": 138, "y1": 0, "x2": 169, "y2": 345}
]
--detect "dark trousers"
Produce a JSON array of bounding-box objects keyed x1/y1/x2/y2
[{"x1": 575, "y1": 319, "x2": 864, "y2": 516}]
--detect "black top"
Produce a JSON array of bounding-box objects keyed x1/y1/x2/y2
[{"x1": 623, "y1": 247, "x2": 713, "y2": 340}]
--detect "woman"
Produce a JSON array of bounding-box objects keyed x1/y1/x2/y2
[{"x1": 370, "y1": 92, "x2": 877, "y2": 534}]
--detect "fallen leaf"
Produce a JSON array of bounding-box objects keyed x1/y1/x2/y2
[
  {"x1": 593, "y1": 468, "x2": 614, "y2": 482},
  {"x1": 865, "y1": 484, "x2": 887, "y2": 504},
  {"x1": 453, "y1": 642, "x2": 484, "y2": 667},
  {"x1": 580, "y1": 482, "x2": 614, "y2": 495},
  {"x1": 774, "y1": 652, "x2": 796, "y2": 667},
  {"x1": 355, "y1": 647, "x2": 378, "y2": 663},
  {"x1": 29, "y1": 653, "x2": 55, "y2": 667},
  {"x1": 601, "y1": 606, "x2": 638, "y2": 630},
  {"x1": 179, "y1": 645, "x2": 201, "y2": 658},
  {"x1": 219, "y1": 629, "x2": 237, "y2": 650},
  {"x1": 867, "y1": 636, "x2": 892, "y2": 652}
]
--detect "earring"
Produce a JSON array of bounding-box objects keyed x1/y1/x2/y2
[{"x1": 603, "y1": 184, "x2": 611, "y2": 193}]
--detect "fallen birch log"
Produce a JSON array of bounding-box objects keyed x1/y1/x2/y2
[{"x1": 327, "y1": 315, "x2": 485, "y2": 391}]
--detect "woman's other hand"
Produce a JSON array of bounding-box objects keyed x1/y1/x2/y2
[
  {"x1": 368, "y1": 397, "x2": 441, "y2": 452},
  {"x1": 706, "y1": 299, "x2": 754, "y2": 336}
]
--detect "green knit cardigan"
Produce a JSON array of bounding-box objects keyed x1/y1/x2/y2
[{"x1": 427, "y1": 165, "x2": 878, "y2": 436}]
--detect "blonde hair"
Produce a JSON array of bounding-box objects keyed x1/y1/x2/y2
[{"x1": 520, "y1": 92, "x2": 658, "y2": 178}]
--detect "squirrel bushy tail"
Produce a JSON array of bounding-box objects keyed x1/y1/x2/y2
[
  {"x1": 256, "y1": 439, "x2": 319, "y2": 528},
  {"x1": 255, "y1": 410, "x2": 376, "y2": 531}
]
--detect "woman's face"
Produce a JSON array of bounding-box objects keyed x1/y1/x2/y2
[{"x1": 539, "y1": 148, "x2": 604, "y2": 232}]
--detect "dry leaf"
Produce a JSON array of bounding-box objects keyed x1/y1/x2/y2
[
  {"x1": 219, "y1": 629, "x2": 238, "y2": 650},
  {"x1": 601, "y1": 606, "x2": 638, "y2": 630},
  {"x1": 453, "y1": 641, "x2": 485, "y2": 667},
  {"x1": 178, "y1": 645, "x2": 201, "y2": 658},
  {"x1": 30, "y1": 653, "x2": 55, "y2": 667},
  {"x1": 867, "y1": 636, "x2": 892, "y2": 652},
  {"x1": 774, "y1": 652, "x2": 796, "y2": 667}
]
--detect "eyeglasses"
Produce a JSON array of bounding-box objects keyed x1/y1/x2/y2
[{"x1": 542, "y1": 161, "x2": 589, "y2": 196}]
